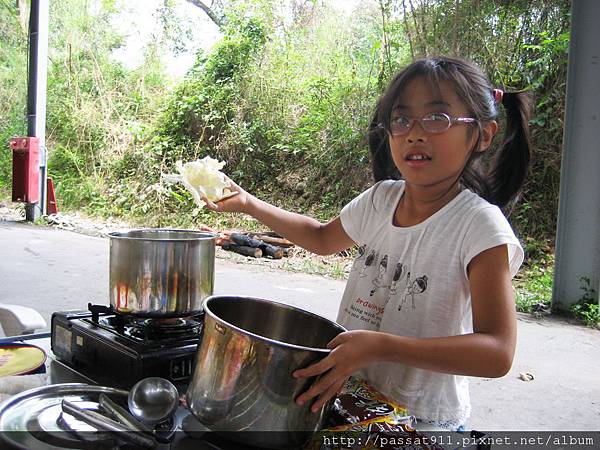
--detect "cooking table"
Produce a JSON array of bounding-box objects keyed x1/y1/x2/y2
[
  {"x1": 0, "y1": 334, "x2": 482, "y2": 450},
  {"x1": 0, "y1": 333, "x2": 272, "y2": 450}
]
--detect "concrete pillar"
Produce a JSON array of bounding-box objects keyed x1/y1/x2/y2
[{"x1": 552, "y1": 0, "x2": 600, "y2": 309}]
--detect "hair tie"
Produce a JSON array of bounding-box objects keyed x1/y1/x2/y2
[{"x1": 493, "y1": 89, "x2": 504, "y2": 105}]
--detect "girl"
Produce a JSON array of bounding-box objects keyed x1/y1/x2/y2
[{"x1": 204, "y1": 56, "x2": 533, "y2": 430}]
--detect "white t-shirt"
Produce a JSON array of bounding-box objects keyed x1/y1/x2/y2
[{"x1": 337, "y1": 180, "x2": 523, "y2": 424}]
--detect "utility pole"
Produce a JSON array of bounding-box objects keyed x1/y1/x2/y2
[{"x1": 25, "y1": 0, "x2": 49, "y2": 220}]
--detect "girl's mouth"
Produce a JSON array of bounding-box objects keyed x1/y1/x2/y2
[
  {"x1": 405, "y1": 154, "x2": 432, "y2": 161},
  {"x1": 405, "y1": 153, "x2": 432, "y2": 167}
]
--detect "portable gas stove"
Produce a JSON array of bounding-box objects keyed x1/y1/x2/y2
[{"x1": 50, "y1": 303, "x2": 203, "y2": 390}]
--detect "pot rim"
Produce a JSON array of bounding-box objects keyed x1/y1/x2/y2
[
  {"x1": 108, "y1": 228, "x2": 216, "y2": 242},
  {"x1": 202, "y1": 294, "x2": 347, "y2": 354}
]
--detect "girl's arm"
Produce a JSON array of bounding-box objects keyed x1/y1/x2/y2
[
  {"x1": 206, "y1": 179, "x2": 355, "y2": 255},
  {"x1": 295, "y1": 244, "x2": 517, "y2": 411}
]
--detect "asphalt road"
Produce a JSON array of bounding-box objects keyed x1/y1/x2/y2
[
  {"x1": 1, "y1": 219, "x2": 599, "y2": 432},
  {"x1": 0, "y1": 220, "x2": 345, "y2": 327}
]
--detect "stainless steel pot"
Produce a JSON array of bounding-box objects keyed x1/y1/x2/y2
[
  {"x1": 186, "y1": 295, "x2": 347, "y2": 449},
  {"x1": 108, "y1": 229, "x2": 215, "y2": 317}
]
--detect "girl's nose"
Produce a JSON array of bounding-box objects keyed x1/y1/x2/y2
[
  {"x1": 405, "y1": 120, "x2": 428, "y2": 143},
  {"x1": 406, "y1": 135, "x2": 426, "y2": 143},
  {"x1": 406, "y1": 131, "x2": 427, "y2": 143}
]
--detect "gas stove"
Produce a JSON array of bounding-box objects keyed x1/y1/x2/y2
[{"x1": 50, "y1": 304, "x2": 203, "y2": 390}]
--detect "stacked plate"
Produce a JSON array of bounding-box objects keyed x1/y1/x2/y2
[{"x1": 0, "y1": 343, "x2": 46, "y2": 377}]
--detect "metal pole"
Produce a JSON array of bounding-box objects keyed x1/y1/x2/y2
[
  {"x1": 552, "y1": 0, "x2": 600, "y2": 310},
  {"x1": 25, "y1": 0, "x2": 49, "y2": 221}
]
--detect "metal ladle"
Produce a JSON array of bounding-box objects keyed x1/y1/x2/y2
[{"x1": 128, "y1": 377, "x2": 180, "y2": 425}]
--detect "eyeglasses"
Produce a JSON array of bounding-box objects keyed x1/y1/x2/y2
[{"x1": 387, "y1": 112, "x2": 478, "y2": 136}]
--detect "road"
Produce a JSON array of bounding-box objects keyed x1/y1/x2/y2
[
  {"x1": 0, "y1": 220, "x2": 345, "y2": 326},
  {"x1": 1, "y1": 219, "x2": 600, "y2": 432}
]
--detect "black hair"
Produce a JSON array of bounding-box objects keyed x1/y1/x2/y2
[{"x1": 368, "y1": 56, "x2": 533, "y2": 211}]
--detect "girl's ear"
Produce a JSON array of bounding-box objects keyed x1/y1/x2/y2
[{"x1": 477, "y1": 120, "x2": 498, "y2": 152}]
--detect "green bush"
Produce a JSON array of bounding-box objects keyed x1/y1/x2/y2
[
  {"x1": 0, "y1": 0, "x2": 570, "y2": 253},
  {"x1": 569, "y1": 278, "x2": 600, "y2": 328},
  {"x1": 0, "y1": 6, "x2": 28, "y2": 194}
]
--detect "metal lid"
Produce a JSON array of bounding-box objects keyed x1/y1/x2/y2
[{"x1": 0, "y1": 383, "x2": 128, "y2": 449}]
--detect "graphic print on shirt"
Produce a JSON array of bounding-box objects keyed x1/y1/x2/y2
[
  {"x1": 345, "y1": 245, "x2": 430, "y2": 329},
  {"x1": 350, "y1": 245, "x2": 367, "y2": 273},
  {"x1": 397, "y1": 273, "x2": 429, "y2": 311},
  {"x1": 369, "y1": 255, "x2": 388, "y2": 297},
  {"x1": 345, "y1": 246, "x2": 385, "y2": 329},
  {"x1": 359, "y1": 249, "x2": 378, "y2": 278},
  {"x1": 389, "y1": 262, "x2": 407, "y2": 295}
]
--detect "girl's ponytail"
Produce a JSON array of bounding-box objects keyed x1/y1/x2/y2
[{"x1": 487, "y1": 91, "x2": 534, "y2": 210}]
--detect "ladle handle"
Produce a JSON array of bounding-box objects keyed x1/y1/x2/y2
[{"x1": 61, "y1": 399, "x2": 155, "y2": 448}]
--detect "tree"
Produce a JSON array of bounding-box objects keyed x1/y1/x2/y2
[
  {"x1": 185, "y1": 0, "x2": 225, "y2": 27},
  {"x1": 16, "y1": 0, "x2": 28, "y2": 34}
]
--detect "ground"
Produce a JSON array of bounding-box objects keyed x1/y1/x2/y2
[{"x1": 0, "y1": 201, "x2": 352, "y2": 279}]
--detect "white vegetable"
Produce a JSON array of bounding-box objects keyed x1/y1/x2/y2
[{"x1": 163, "y1": 156, "x2": 236, "y2": 208}]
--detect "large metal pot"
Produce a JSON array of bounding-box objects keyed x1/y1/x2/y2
[
  {"x1": 186, "y1": 295, "x2": 347, "y2": 448},
  {"x1": 108, "y1": 229, "x2": 215, "y2": 317}
]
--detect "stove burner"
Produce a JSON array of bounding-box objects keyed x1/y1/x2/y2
[
  {"x1": 129, "y1": 317, "x2": 202, "y2": 341},
  {"x1": 88, "y1": 303, "x2": 203, "y2": 343},
  {"x1": 140, "y1": 317, "x2": 187, "y2": 327}
]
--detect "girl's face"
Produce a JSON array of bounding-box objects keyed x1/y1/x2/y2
[{"x1": 388, "y1": 77, "x2": 496, "y2": 193}]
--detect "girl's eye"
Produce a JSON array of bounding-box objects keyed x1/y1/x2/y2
[
  {"x1": 392, "y1": 116, "x2": 411, "y2": 127},
  {"x1": 424, "y1": 113, "x2": 448, "y2": 122}
]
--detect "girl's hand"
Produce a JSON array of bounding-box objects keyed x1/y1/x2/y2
[
  {"x1": 203, "y1": 178, "x2": 251, "y2": 214},
  {"x1": 293, "y1": 330, "x2": 383, "y2": 412}
]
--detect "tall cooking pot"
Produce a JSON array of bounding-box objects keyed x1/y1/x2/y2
[
  {"x1": 108, "y1": 229, "x2": 215, "y2": 317},
  {"x1": 186, "y1": 295, "x2": 347, "y2": 449}
]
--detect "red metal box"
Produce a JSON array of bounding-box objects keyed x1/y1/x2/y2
[{"x1": 9, "y1": 137, "x2": 40, "y2": 203}]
